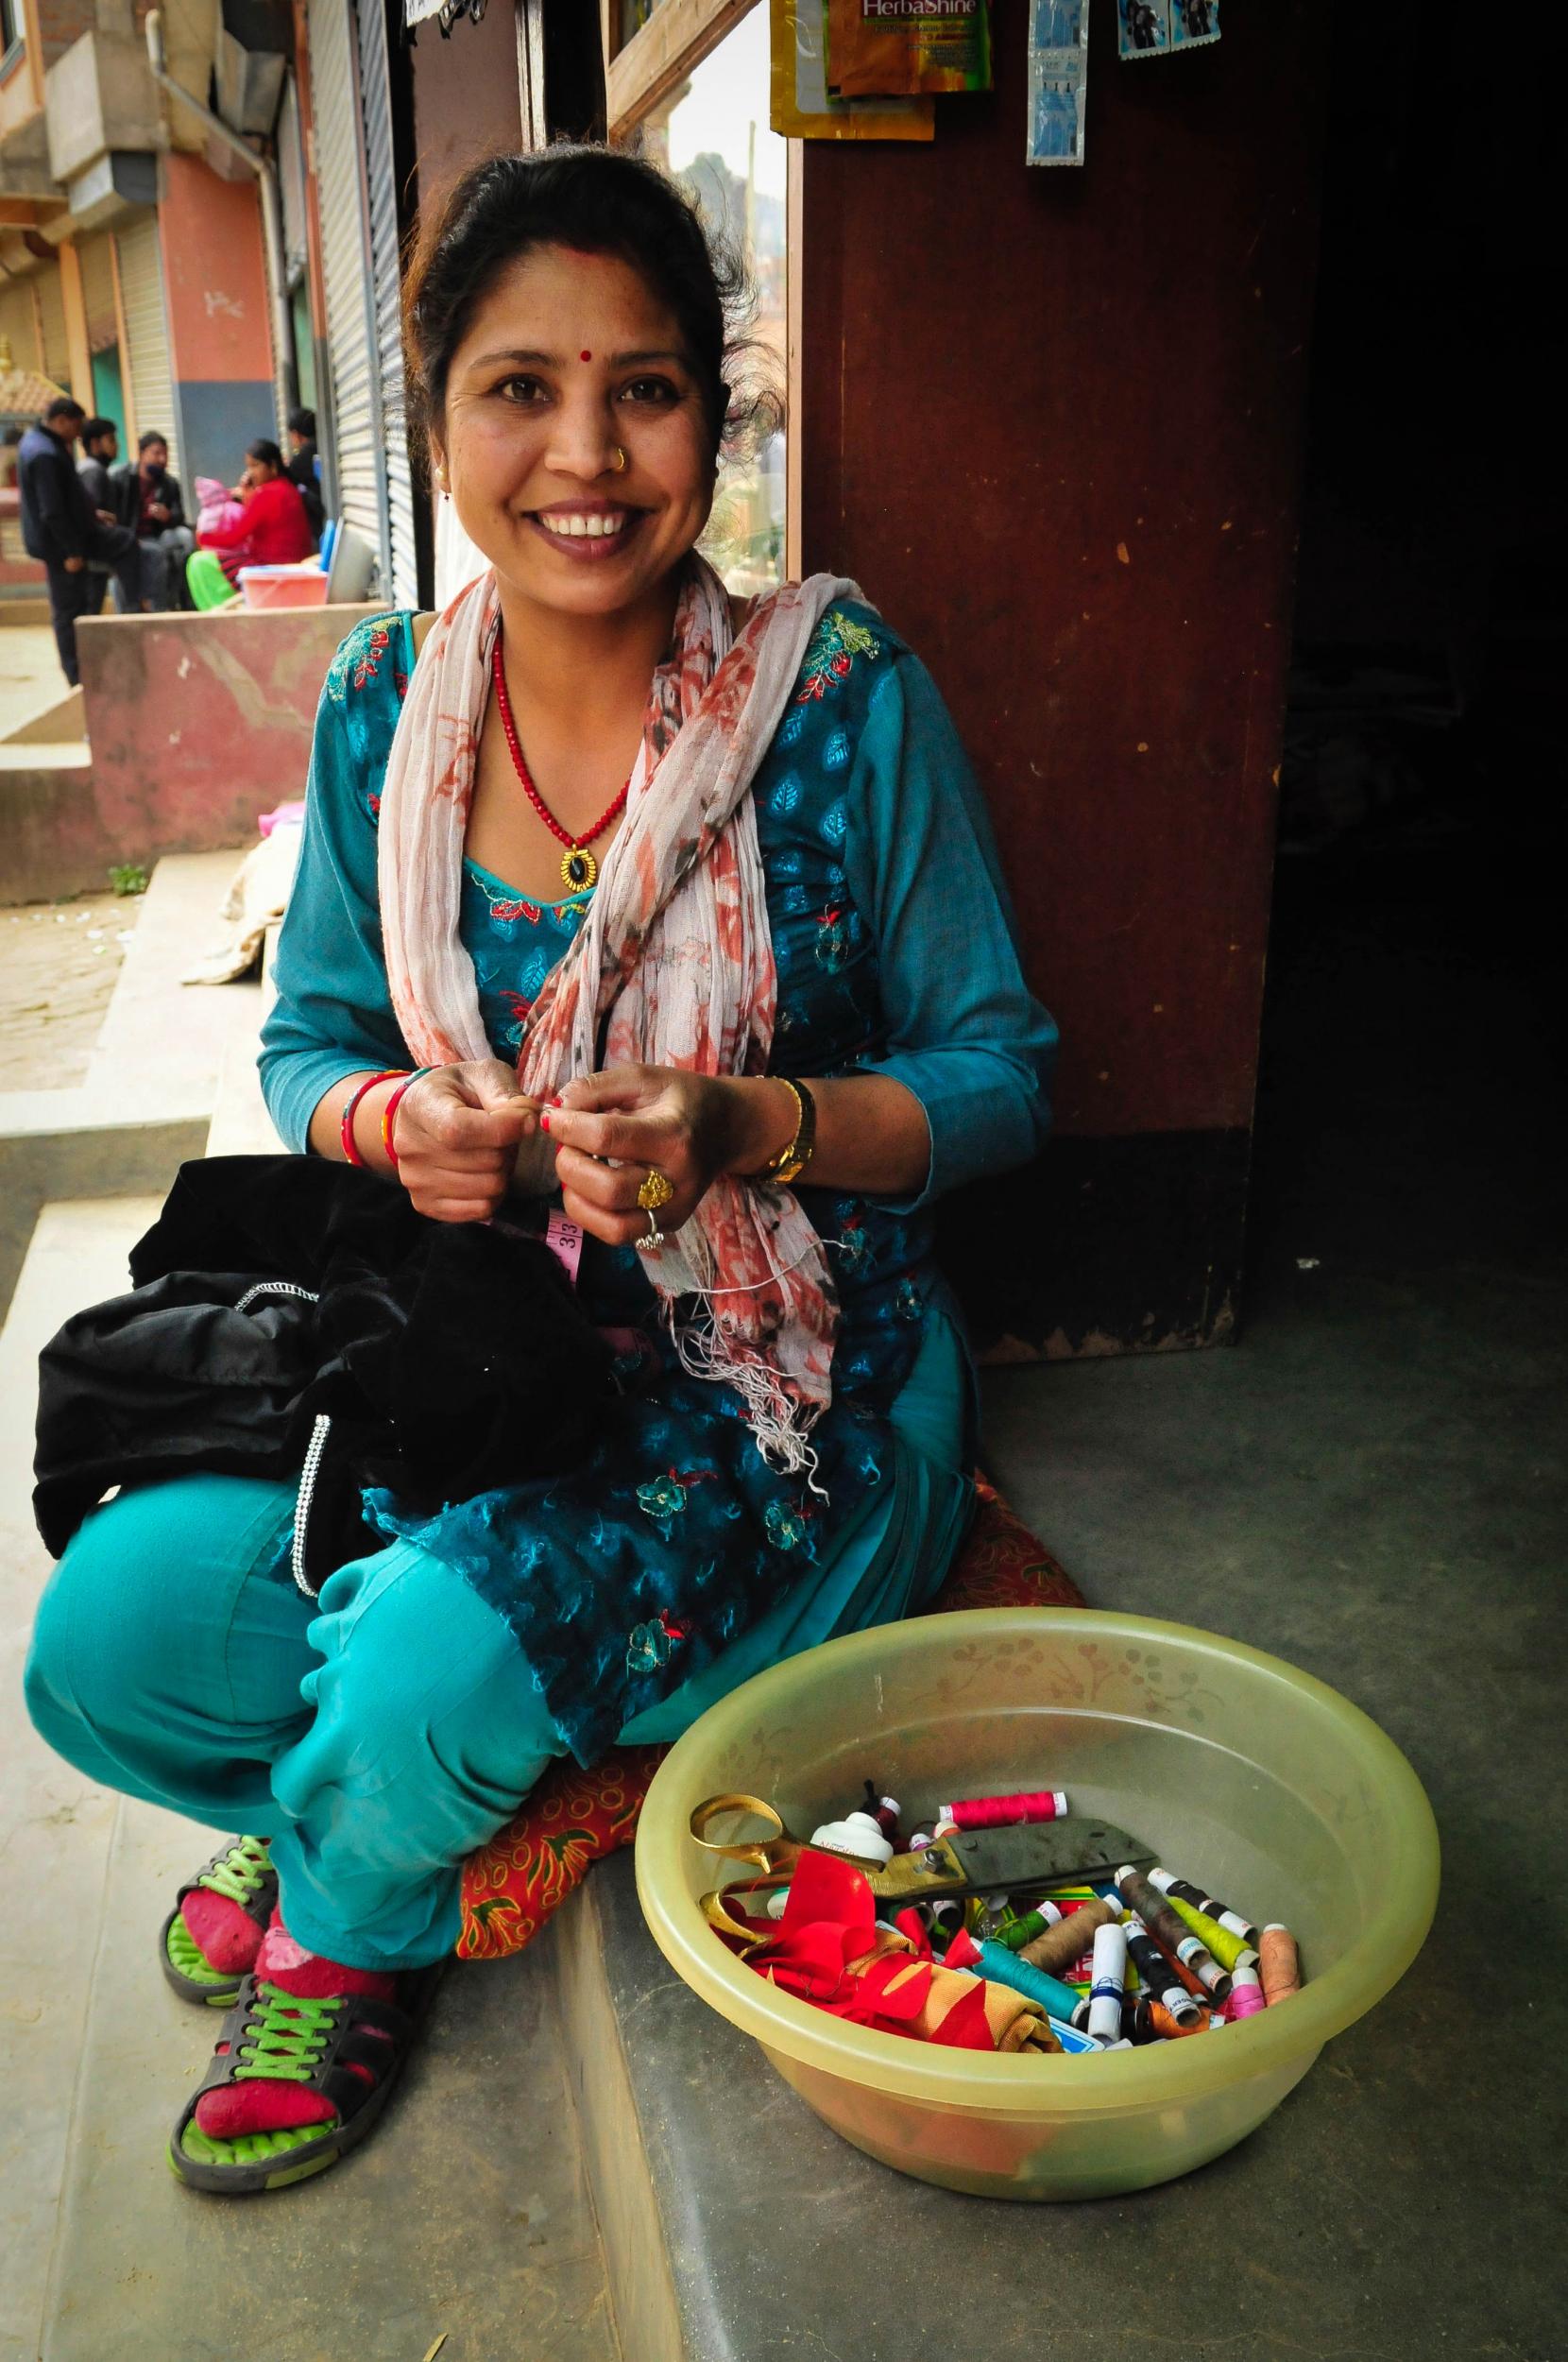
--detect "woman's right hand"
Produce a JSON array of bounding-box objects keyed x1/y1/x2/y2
[{"x1": 391, "y1": 1060, "x2": 543, "y2": 1223}]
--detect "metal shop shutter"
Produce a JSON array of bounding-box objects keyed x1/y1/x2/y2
[
  {"x1": 114, "y1": 214, "x2": 180, "y2": 475},
  {"x1": 308, "y1": 0, "x2": 389, "y2": 588},
  {"x1": 355, "y1": 0, "x2": 418, "y2": 606}
]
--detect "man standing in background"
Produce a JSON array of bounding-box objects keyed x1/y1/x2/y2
[{"x1": 16, "y1": 398, "x2": 137, "y2": 685}]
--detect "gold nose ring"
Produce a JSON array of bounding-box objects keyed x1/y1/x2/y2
[{"x1": 614, "y1": 446, "x2": 629, "y2": 473}]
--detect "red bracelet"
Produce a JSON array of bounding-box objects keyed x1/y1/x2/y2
[
  {"x1": 381, "y1": 1069, "x2": 431, "y2": 1169},
  {"x1": 340, "y1": 1069, "x2": 408, "y2": 1167}
]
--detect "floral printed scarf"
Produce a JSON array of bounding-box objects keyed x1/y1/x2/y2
[{"x1": 376, "y1": 555, "x2": 864, "y2": 1470}]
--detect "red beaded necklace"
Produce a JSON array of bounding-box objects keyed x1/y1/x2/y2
[{"x1": 489, "y1": 629, "x2": 630, "y2": 894}]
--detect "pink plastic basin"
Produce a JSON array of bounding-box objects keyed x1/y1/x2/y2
[{"x1": 237, "y1": 565, "x2": 329, "y2": 610}]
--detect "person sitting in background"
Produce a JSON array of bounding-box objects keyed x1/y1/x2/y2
[
  {"x1": 284, "y1": 406, "x2": 326, "y2": 543},
  {"x1": 76, "y1": 419, "x2": 143, "y2": 615},
  {"x1": 193, "y1": 437, "x2": 314, "y2": 593},
  {"x1": 110, "y1": 431, "x2": 195, "y2": 611},
  {"x1": 16, "y1": 397, "x2": 138, "y2": 686}
]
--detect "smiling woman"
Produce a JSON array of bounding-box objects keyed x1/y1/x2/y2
[{"x1": 25, "y1": 145, "x2": 1057, "y2": 2199}]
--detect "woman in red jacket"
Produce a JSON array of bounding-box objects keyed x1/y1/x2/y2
[{"x1": 197, "y1": 437, "x2": 315, "y2": 584}]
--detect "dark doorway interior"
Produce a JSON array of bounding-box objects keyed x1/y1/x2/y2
[{"x1": 1249, "y1": 0, "x2": 1565, "y2": 1301}]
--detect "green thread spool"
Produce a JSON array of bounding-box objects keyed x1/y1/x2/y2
[
  {"x1": 995, "y1": 1898, "x2": 1064, "y2": 1952},
  {"x1": 1166, "y1": 1892, "x2": 1258, "y2": 1976}
]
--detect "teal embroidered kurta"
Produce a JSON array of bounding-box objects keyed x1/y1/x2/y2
[{"x1": 260, "y1": 602, "x2": 1056, "y2": 1760}]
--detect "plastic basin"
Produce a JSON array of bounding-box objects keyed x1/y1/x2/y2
[
  {"x1": 237, "y1": 564, "x2": 329, "y2": 609},
  {"x1": 635, "y1": 1607, "x2": 1439, "y2": 2200}
]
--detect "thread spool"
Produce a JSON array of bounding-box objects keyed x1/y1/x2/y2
[
  {"x1": 927, "y1": 1898, "x2": 966, "y2": 1948},
  {"x1": 995, "y1": 1898, "x2": 1065, "y2": 1952},
  {"x1": 1163, "y1": 1892, "x2": 1256, "y2": 1976},
  {"x1": 1116, "y1": 1864, "x2": 1204, "y2": 1969},
  {"x1": 1148, "y1": 1866, "x2": 1208, "y2": 1914},
  {"x1": 936, "y1": 1789, "x2": 1068, "y2": 1830},
  {"x1": 1223, "y1": 1960, "x2": 1266, "y2": 2021},
  {"x1": 1199, "y1": 1890, "x2": 1261, "y2": 1950},
  {"x1": 945, "y1": 1927, "x2": 1082, "y2": 2023},
  {"x1": 1124, "y1": 1916, "x2": 1201, "y2": 2026},
  {"x1": 1085, "y1": 1922, "x2": 1128, "y2": 2046},
  {"x1": 1134, "y1": 1996, "x2": 1210, "y2": 2042},
  {"x1": 862, "y1": 1783, "x2": 902, "y2": 1843},
  {"x1": 1017, "y1": 1895, "x2": 1119, "y2": 1979},
  {"x1": 1259, "y1": 1923, "x2": 1302, "y2": 2004},
  {"x1": 809, "y1": 1810, "x2": 894, "y2": 1866}
]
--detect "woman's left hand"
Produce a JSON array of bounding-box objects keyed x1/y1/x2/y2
[{"x1": 542, "y1": 1065, "x2": 786, "y2": 1249}]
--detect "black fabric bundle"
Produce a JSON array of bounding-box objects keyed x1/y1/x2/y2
[{"x1": 34, "y1": 1156, "x2": 615, "y2": 1590}]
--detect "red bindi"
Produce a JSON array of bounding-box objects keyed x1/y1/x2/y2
[{"x1": 579, "y1": 350, "x2": 592, "y2": 363}]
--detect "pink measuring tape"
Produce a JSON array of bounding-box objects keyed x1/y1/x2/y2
[{"x1": 543, "y1": 1206, "x2": 584, "y2": 1287}]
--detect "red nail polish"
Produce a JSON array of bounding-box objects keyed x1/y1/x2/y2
[
  {"x1": 547, "y1": 1096, "x2": 564, "y2": 1108},
  {"x1": 539, "y1": 1108, "x2": 551, "y2": 1133}
]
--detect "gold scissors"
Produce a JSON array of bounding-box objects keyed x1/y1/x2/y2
[{"x1": 690, "y1": 1794, "x2": 829, "y2": 1953}]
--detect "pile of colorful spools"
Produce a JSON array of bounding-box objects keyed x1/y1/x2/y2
[{"x1": 745, "y1": 1784, "x2": 1304, "y2": 2057}]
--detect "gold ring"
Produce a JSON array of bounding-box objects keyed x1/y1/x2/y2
[
  {"x1": 614, "y1": 445, "x2": 629, "y2": 473},
  {"x1": 637, "y1": 1168, "x2": 674, "y2": 1213}
]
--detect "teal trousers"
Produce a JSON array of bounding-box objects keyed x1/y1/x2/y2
[{"x1": 25, "y1": 1318, "x2": 970, "y2": 1970}]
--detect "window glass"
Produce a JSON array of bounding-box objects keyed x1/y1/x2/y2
[{"x1": 635, "y1": 5, "x2": 787, "y2": 594}]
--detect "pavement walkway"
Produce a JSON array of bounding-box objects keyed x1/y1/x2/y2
[{"x1": 0, "y1": 625, "x2": 69, "y2": 738}]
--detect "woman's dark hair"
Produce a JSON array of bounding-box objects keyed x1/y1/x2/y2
[
  {"x1": 402, "y1": 145, "x2": 776, "y2": 462},
  {"x1": 138, "y1": 430, "x2": 168, "y2": 454},
  {"x1": 287, "y1": 406, "x2": 316, "y2": 439},
  {"x1": 246, "y1": 437, "x2": 283, "y2": 471}
]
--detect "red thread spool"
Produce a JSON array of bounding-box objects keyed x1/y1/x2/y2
[{"x1": 938, "y1": 1789, "x2": 1068, "y2": 1830}]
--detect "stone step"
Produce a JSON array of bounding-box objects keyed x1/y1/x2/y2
[
  {"x1": 0, "y1": 1196, "x2": 619, "y2": 2361},
  {"x1": 0, "y1": 1198, "x2": 163, "y2": 2362},
  {"x1": 43, "y1": 1822, "x2": 619, "y2": 2362},
  {"x1": 0, "y1": 851, "x2": 263, "y2": 1323}
]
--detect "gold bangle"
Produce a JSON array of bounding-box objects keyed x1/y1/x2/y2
[{"x1": 743, "y1": 1077, "x2": 816, "y2": 1189}]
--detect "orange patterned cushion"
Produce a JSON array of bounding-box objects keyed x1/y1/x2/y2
[{"x1": 455, "y1": 1478, "x2": 1081, "y2": 1960}]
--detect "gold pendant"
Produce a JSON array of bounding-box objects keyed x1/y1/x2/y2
[{"x1": 561, "y1": 847, "x2": 597, "y2": 893}]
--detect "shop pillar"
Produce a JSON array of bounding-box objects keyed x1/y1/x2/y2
[{"x1": 157, "y1": 150, "x2": 276, "y2": 487}]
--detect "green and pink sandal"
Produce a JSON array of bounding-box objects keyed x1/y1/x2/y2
[
  {"x1": 160, "y1": 1836, "x2": 278, "y2": 2008},
  {"x1": 161, "y1": 1834, "x2": 439, "y2": 2196}
]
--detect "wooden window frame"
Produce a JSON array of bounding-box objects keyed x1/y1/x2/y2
[{"x1": 603, "y1": 0, "x2": 759, "y2": 145}]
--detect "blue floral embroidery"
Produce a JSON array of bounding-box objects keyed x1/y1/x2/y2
[
  {"x1": 764, "y1": 1498, "x2": 811, "y2": 1553},
  {"x1": 324, "y1": 612, "x2": 398, "y2": 706},
  {"x1": 626, "y1": 1610, "x2": 690, "y2": 1676},
  {"x1": 796, "y1": 608, "x2": 882, "y2": 704}
]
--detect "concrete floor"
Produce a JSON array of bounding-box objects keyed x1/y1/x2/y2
[{"x1": 981, "y1": 827, "x2": 1566, "y2": 2357}]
